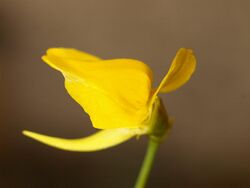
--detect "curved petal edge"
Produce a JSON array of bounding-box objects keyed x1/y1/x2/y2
[{"x1": 22, "y1": 128, "x2": 139, "y2": 152}]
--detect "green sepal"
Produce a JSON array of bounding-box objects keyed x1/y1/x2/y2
[{"x1": 146, "y1": 97, "x2": 173, "y2": 142}]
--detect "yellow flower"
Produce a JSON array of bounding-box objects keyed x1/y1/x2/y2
[{"x1": 23, "y1": 48, "x2": 196, "y2": 152}]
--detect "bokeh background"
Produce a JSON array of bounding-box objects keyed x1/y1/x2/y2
[{"x1": 1, "y1": 0, "x2": 250, "y2": 187}]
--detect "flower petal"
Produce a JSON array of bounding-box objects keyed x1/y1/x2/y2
[
  {"x1": 42, "y1": 48, "x2": 153, "y2": 129},
  {"x1": 22, "y1": 128, "x2": 140, "y2": 152},
  {"x1": 155, "y1": 48, "x2": 196, "y2": 94},
  {"x1": 46, "y1": 48, "x2": 101, "y2": 61}
]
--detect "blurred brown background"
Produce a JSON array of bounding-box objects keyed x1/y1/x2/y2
[{"x1": 1, "y1": 0, "x2": 250, "y2": 187}]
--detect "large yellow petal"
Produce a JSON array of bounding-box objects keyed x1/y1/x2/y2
[
  {"x1": 22, "y1": 128, "x2": 141, "y2": 152},
  {"x1": 154, "y1": 48, "x2": 196, "y2": 94},
  {"x1": 42, "y1": 48, "x2": 153, "y2": 129}
]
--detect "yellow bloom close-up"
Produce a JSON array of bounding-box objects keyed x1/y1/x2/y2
[{"x1": 23, "y1": 48, "x2": 196, "y2": 152}]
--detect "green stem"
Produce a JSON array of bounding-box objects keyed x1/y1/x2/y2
[{"x1": 134, "y1": 137, "x2": 160, "y2": 188}]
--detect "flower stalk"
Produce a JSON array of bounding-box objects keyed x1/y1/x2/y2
[
  {"x1": 135, "y1": 97, "x2": 172, "y2": 188},
  {"x1": 135, "y1": 137, "x2": 160, "y2": 188}
]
